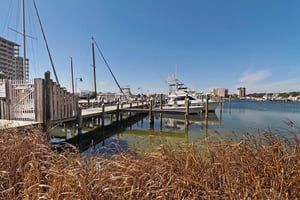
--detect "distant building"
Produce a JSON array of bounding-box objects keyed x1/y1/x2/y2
[
  {"x1": 237, "y1": 87, "x2": 246, "y2": 97},
  {"x1": 0, "y1": 36, "x2": 29, "y2": 80},
  {"x1": 211, "y1": 88, "x2": 229, "y2": 98}
]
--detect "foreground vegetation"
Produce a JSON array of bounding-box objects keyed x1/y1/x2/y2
[{"x1": 0, "y1": 127, "x2": 299, "y2": 199}]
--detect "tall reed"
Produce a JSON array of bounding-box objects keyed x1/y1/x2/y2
[{"x1": 0, "y1": 127, "x2": 299, "y2": 199}]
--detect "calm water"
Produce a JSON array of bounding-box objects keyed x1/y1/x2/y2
[{"x1": 84, "y1": 100, "x2": 300, "y2": 154}]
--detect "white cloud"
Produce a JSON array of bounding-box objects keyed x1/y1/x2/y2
[
  {"x1": 239, "y1": 69, "x2": 271, "y2": 84},
  {"x1": 233, "y1": 78, "x2": 300, "y2": 94},
  {"x1": 232, "y1": 69, "x2": 300, "y2": 94}
]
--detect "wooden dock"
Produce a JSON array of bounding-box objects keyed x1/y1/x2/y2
[{"x1": 0, "y1": 119, "x2": 40, "y2": 130}]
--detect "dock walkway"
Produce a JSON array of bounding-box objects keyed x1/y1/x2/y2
[
  {"x1": 0, "y1": 102, "x2": 147, "y2": 130},
  {"x1": 81, "y1": 102, "x2": 142, "y2": 118},
  {"x1": 0, "y1": 120, "x2": 40, "y2": 129}
]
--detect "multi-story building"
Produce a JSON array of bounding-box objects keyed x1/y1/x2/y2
[
  {"x1": 0, "y1": 36, "x2": 28, "y2": 80},
  {"x1": 211, "y1": 88, "x2": 229, "y2": 98},
  {"x1": 237, "y1": 87, "x2": 246, "y2": 97}
]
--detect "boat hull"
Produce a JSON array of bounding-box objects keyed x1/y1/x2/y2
[
  {"x1": 162, "y1": 101, "x2": 220, "y2": 114},
  {"x1": 161, "y1": 105, "x2": 204, "y2": 114}
]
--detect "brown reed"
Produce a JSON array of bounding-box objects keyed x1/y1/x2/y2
[{"x1": 0, "y1": 127, "x2": 299, "y2": 199}]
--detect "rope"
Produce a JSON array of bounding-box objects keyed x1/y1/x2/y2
[
  {"x1": 32, "y1": 0, "x2": 60, "y2": 85},
  {"x1": 93, "y1": 39, "x2": 125, "y2": 97}
]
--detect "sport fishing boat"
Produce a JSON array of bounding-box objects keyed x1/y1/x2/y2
[{"x1": 163, "y1": 74, "x2": 220, "y2": 114}]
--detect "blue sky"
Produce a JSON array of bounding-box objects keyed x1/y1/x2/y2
[{"x1": 1, "y1": 0, "x2": 300, "y2": 94}]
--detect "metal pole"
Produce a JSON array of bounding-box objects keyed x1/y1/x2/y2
[
  {"x1": 22, "y1": 0, "x2": 26, "y2": 81},
  {"x1": 92, "y1": 37, "x2": 97, "y2": 100},
  {"x1": 71, "y1": 57, "x2": 74, "y2": 95}
]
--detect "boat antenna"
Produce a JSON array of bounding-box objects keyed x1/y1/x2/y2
[
  {"x1": 93, "y1": 38, "x2": 125, "y2": 96},
  {"x1": 33, "y1": 0, "x2": 60, "y2": 85}
]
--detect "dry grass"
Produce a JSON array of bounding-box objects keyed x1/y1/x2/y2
[{"x1": 0, "y1": 127, "x2": 299, "y2": 199}]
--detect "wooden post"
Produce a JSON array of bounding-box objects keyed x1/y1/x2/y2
[
  {"x1": 87, "y1": 93, "x2": 90, "y2": 108},
  {"x1": 219, "y1": 97, "x2": 223, "y2": 119},
  {"x1": 160, "y1": 93, "x2": 163, "y2": 110},
  {"x1": 77, "y1": 107, "x2": 82, "y2": 135},
  {"x1": 101, "y1": 103, "x2": 105, "y2": 126},
  {"x1": 228, "y1": 96, "x2": 231, "y2": 115},
  {"x1": 149, "y1": 99, "x2": 154, "y2": 125},
  {"x1": 34, "y1": 78, "x2": 44, "y2": 122},
  {"x1": 205, "y1": 94, "x2": 209, "y2": 119},
  {"x1": 185, "y1": 94, "x2": 189, "y2": 126},
  {"x1": 116, "y1": 102, "x2": 120, "y2": 122},
  {"x1": 116, "y1": 102, "x2": 119, "y2": 111},
  {"x1": 159, "y1": 113, "x2": 163, "y2": 131},
  {"x1": 44, "y1": 71, "x2": 51, "y2": 140},
  {"x1": 52, "y1": 83, "x2": 57, "y2": 120},
  {"x1": 5, "y1": 80, "x2": 12, "y2": 120}
]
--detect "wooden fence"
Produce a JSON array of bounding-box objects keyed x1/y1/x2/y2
[
  {"x1": 35, "y1": 71, "x2": 78, "y2": 124},
  {"x1": 0, "y1": 71, "x2": 78, "y2": 127}
]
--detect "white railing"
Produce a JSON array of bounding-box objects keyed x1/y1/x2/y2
[{"x1": 10, "y1": 79, "x2": 35, "y2": 121}]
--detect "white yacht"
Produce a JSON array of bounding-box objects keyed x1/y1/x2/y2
[{"x1": 163, "y1": 74, "x2": 220, "y2": 114}]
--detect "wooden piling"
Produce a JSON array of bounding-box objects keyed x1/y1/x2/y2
[
  {"x1": 116, "y1": 103, "x2": 120, "y2": 122},
  {"x1": 149, "y1": 99, "x2": 154, "y2": 125},
  {"x1": 185, "y1": 98, "x2": 189, "y2": 125},
  {"x1": 44, "y1": 71, "x2": 51, "y2": 140},
  {"x1": 159, "y1": 113, "x2": 163, "y2": 131},
  {"x1": 77, "y1": 107, "x2": 82, "y2": 135},
  {"x1": 101, "y1": 103, "x2": 105, "y2": 126},
  {"x1": 160, "y1": 93, "x2": 163, "y2": 110},
  {"x1": 205, "y1": 94, "x2": 209, "y2": 119},
  {"x1": 34, "y1": 78, "x2": 44, "y2": 122},
  {"x1": 219, "y1": 97, "x2": 223, "y2": 120},
  {"x1": 110, "y1": 113, "x2": 113, "y2": 123}
]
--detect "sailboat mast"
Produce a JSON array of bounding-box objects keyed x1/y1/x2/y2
[
  {"x1": 22, "y1": 0, "x2": 26, "y2": 81},
  {"x1": 70, "y1": 57, "x2": 74, "y2": 95},
  {"x1": 92, "y1": 37, "x2": 97, "y2": 99}
]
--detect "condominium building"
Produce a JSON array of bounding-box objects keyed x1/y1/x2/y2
[
  {"x1": 211, "y1": 88, "x2": 229, "y2": 98},
  {"x1": 237, "y1": 87, "x2": 246, "y2": 97},
  {"x1": 0, "y1": 36, "x2": 28, "y2": 80}
]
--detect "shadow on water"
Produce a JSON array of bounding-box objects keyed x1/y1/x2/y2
[
  {"x1": 52, "y1": 111, "x2": 221, "y2": 154},
  {"x1": 64, "y1": 112, "x2": 148, "y2": 153}
]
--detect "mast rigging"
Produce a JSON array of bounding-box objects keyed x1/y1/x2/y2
[
  {"x1": 93, "y1": 38, "x2": 125, "y2": 96},
  {"x1": 92, "y1": 37, "x2": 97, "y2": 99},
  {"x1": 33, "y1": 0, "x2": 60, "y2": 85}
]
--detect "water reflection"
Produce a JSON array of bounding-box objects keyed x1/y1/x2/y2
[
  {"x1": 52, "y1": 100, "x2": 300, "y2": 154},
  {"x1": 83, "y1": 112, "x2": 221, "y2": 154}
]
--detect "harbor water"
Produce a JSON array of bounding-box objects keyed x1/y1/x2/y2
[{"x1": 83, "y1": 99, "x2": 300, "y2": 154}]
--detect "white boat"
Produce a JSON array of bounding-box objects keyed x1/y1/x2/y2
[
  {"x1": 163, "y1": 91, "x2": 220, "y2": 114},
  {"x1": 163, "y1": 74, "x2": 220, "y2": 114}
]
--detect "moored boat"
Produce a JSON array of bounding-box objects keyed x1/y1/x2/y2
[{"x1": 163, "y1": 74, "x2": 220, "y2": 114}]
